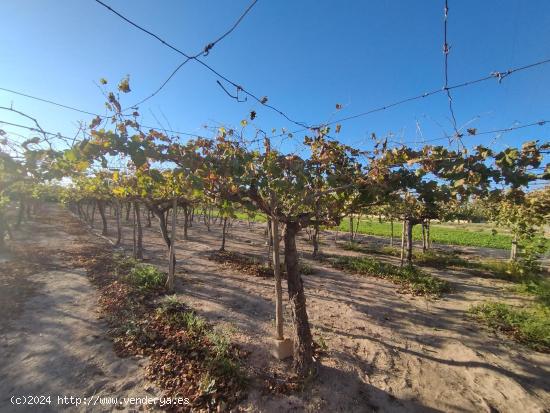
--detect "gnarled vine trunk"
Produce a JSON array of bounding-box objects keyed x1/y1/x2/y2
[
  {"x1": 166, "y1": 199, "x2": 178, "y2": 290},
  {"x1": 400, "y1": 219, "x2": 406, "y2": 267},
  {"x1": 90, "y1": 202, "x2": 96, "y2": 228},
  {"x1": 115, "y1": 201, "x2": 122, "y2": 246},
  {"x1": 97, "y1": 200, "x2": 108, "y2": 236},
  {"x1": 426, "y1": 219, "x2": 431, "y2": 249},
  {"x1": 0, "y1": 216, "x2": 7, "y2": 250},
  {"x1": 220, "y1": 216, "x2": 228, "y2": 251},
  {"x1": 183, "y1": 205, "x2": 189, "y2": 240},
  {"x1": 422, "y1": 220, "x2": 428, "y2": 252},
  {"x1": 125, "y1": 203, "x2": 131, "y2": 222},
  {"x1": 406, "y1": 219, "x2": 414, "y2": 265},
  {"x1": 312, "y1": 223, "x2": 320, "y2": 257},
  {"x1": 284, "y1": 222, "x2": 314, "y2": 377},
  {"x1": 133, "y1": 201, "x2": 143, "y2": 259},
  {"x1": 266, "y1": 218, "x2": 273, "y2": 267},
  {"x1": 16, "y1": 199, "x2": 24, "y2": 228},
  {"x1": 146, "y1": 209, "x2": 152, "y2": 228},
  {"x1": 148, "y1": 202, "x2": 177, "y2": 284},
  {"x1": 510, "y1": 235, "x2": 518, "y2": 261},
  {"x1": 203, "y1": 207, "x2": 211, "y2": 231}
]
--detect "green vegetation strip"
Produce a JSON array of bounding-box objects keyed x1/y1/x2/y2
[
  {"x1": 336, "y1": 219, "x2": 513, "y2": 249},
  {"x1": 469, "y1": 269, "x2": 550, "y2": 352},
  {"x1": 469, "y1": 302, "x2": 549, "y2": 352},
  {"x1": 232, "y1": 213, "x2": 514, "y2": 250},
  {"x1": 232, "y1": 210, "x2": 268, "y2": 223},
  {"x1": 325, "y1": 254, "x2": 450, "y2": 296},
  {"x1": 513, "y1": 278, "x2": 550, "y2": 307},
  {"x1": 343, "y1": 242, "x2": 545, "y2": 281},
  {"x1": 229, "y1": 211, "x2": 547, "y2": 252}
]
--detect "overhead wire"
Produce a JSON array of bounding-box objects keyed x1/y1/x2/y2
[
  {"x1": 93, "y1": 0, "x2": 310, "y2": 128},
  {"x1": 123, "y1": 0, "x2": 259, "y2": 110},
  {"x1": 3, "y1": 53, "x2": 550, "y2": 147},
  {"x1": 442, "y1": 0, "x2": 460, "y2": 143},
  {"x1": 0, "y1": 86, "x2": 209, "y2": 138}
]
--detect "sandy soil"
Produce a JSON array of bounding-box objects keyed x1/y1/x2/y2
[
  {"x1": 0, "y1": 211, "x2": 155, "y2": 412},
  {"x1": 1, "y1": 205, "x2": 549, "y2": 412},
  {"x1": 98, "y1": 208, "x2": 549, "y2": 412}
]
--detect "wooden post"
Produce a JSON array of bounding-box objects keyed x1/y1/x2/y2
[
  {"x1": 220, "y1": 216, "x2": 228, "y2": 251},
  {"x1": 400, "y1": 219, "x2": 406, "y2": 267},
  {"x1": 264, "y1": 137, "x2": 289, "y2": 357},
  {"x1": 390, "y1": 218, "x2": 394, "y2": 247},
  {"x1": 272, "y1": 216, "x2": 284, "y2": 340},
  {"x1": 312, "y1": 222, "x2": 320, "y2": 257},
  {"x1": 133, "y1": 201, "x2": 143, "y2": 259},
  {"x1": 422, "y1": 220, "x2": 427, "y2": 252},
  {"x1": 265, "y1": 137, "x2": 284, "y2": 340},
  {"x1": 183, "y1": 205, "x2": 189, "y2": 240},
  {"x1": 115, "y1": 201, "x2": 122, "y2": 246},
  {"x1": 132, "y1": 200, "x2": 137, "y2": 257},
  {"x1": 166, "y1": 198, "x2": 177, "y2": 290},
  {"x1": 510, "y1": 235, "x2": 518, "y2": 261},
  {"x1": 426, "y1": 219, "x2": 431, "y2": 249},
  {"x1": 406, "y1": 219, "x2": 413, "y2": 265}
]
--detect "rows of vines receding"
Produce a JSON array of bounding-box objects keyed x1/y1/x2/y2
[{"x1": 1, "y1": 79, "x2": 549, "y2": 377}]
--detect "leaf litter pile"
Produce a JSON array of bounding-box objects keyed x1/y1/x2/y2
[
  {"x1": 208, "y1": 250, "x2": 274, "y2": 278},
  {"x1": 208, "y1": 250, "x2": 315, "y2": 279},
  {"x1": 70, "y1": 246, "x2": 247, "y2": 412}
]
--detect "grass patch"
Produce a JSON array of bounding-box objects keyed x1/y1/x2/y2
[
  {"x1": 299, "y1": 261, "x2": 315, "y2": 275},
  {"x1": 325, "y1": 254, "x2": 450, "y2": 296},
  {"x1": 342, "y1": 242, "x2": 546, "y2": 282},
  {"x1": 79, "y1": 251, "x2": 247, "y2": 410},
  {"x1": 233, "y1": 210, "x2": 268, "y2": 223},
  {"x1": 156, "y1": 298, "x2": 246, "y2": 384},
  {"x1": 344, "y1": 242, "x2": 471, "y2": 268},
  {"x1": 127, "y1": 263, "x2": 166, "y2": 291},
  {"x1": 469, "y1": 302, "x2": 550, "y2": 352},
  {"x1": 334, "y1": 219, "x2": 512, "y2": 249},
  {"x1": 111, "y1": 254, "x2": 166, "y2": 291},
  {"x1": 470, "y1": 272, "x2": 550, "y2": 351},
  {"x1": 512, "y1": 278, "x2": 550, "y2": 307}
]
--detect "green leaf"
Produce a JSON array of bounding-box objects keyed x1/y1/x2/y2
[
  {"x1": 64, "y1": 149, "x2": 78, "y2": 162},
  {"x1": 118, "y1": 76, "x2": 131, "y2": 93}
]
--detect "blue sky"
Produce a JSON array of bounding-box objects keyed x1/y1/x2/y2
[{"x1": 1, "y1": 0, "x2": 550, "y2": 155}]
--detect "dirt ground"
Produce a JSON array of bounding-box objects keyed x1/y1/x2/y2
[
  {"x1": 0, "y1": 211, "x2": 154, "y2": 412},
  {"x1": 1, "y1": 204, "x2": 549, "y2": 412}
]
